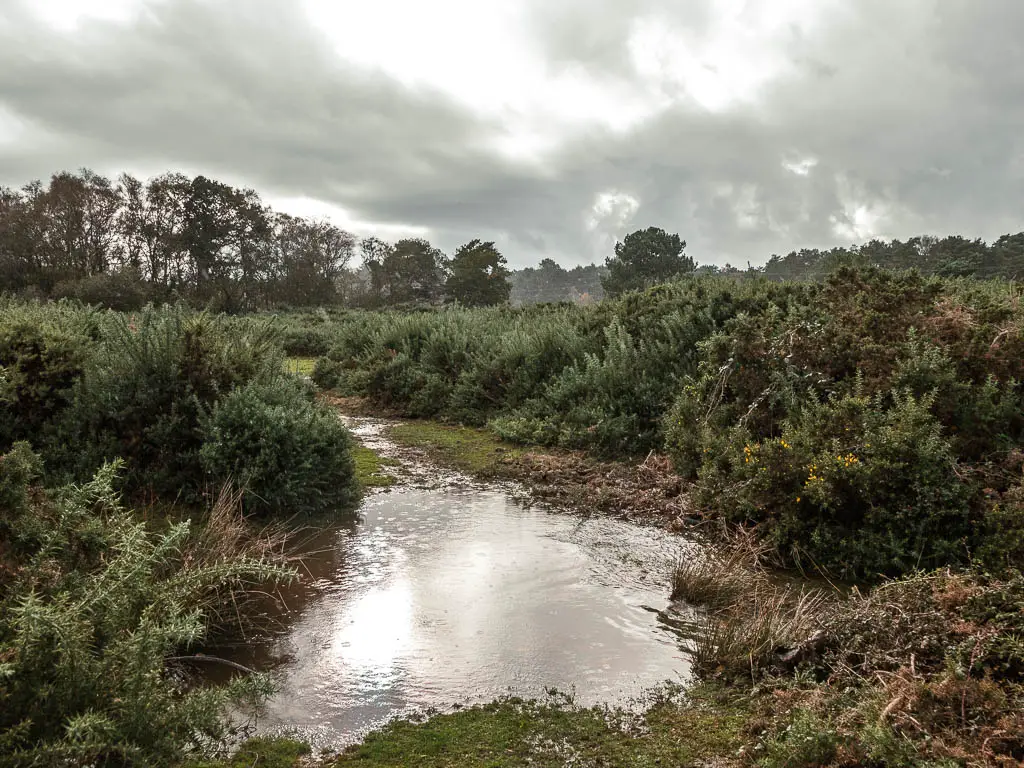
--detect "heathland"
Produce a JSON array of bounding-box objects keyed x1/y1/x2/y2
[{"x1": 2, "y1": 265, "x2": 1023, "y2": 766}]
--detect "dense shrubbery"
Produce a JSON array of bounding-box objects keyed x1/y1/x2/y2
[
  {"x1": 312, "y1": 269, "x2": 1024, "y2": 577},
  {"x1": 0, "y1": 300, "x2": 100, "y2": 448},
  {"x1": 0, "y1": 301, "x2": 355, "y2": 763},
  {"x1": 0, "y1": 301, "x2": 358, "y2": 516},
  {"x1": 664, "y1": 269, "x2": 1024, "y2": 577},
  {"x1": 0, "y1": 445, "x2": 293, "y2": 765},
  {"x1": 200, "y1": 378, "x2": 358, "y2": 516},
  {"x1": 313, "y1": 279, "x2": 806, "y2": 455}
]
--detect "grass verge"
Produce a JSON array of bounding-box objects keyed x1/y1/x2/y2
[
  {"x1": 353, "y1": 444, "x2": 401, "y2": 488},
  {"x1": 190, "y1": 737, "x2": 311, "y2": 768},
  {"x1": 386, "y1": 422, "x2": 523, "y2": 476},
  {"x1": 334, "y1": 690, "x2": 749, "y2": 768},
  {"x1": 208, "y1": 686, "x2": 751, "y2": 768}
]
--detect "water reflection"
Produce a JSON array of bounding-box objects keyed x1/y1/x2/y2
[{"x1": 231, "y1": 486, "x2": 694, "y2": 745}]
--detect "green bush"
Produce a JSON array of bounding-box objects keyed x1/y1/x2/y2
[
  {"x1": 976, "y1": 481, "x2": 1024, "y2": 571},
  {"x1": 200, "y1": 378, "x2": 358, "y2": 516},
  {"x1": 50, "y1": 270, "x2": 153, "y2": 311},
  {"x1": 49, "y1": 306, "x2": 283, "y2": 497},
  {"x1": 311, "y1": 355, "x2": 347, "y2": 391},
  {"x1": 0, "y1": 447, "x2": 291, "y2": 766},
  {"x1": 275, "y1": 310, "x2": 338, "y2": 357},
  {"x1": 492, "y1": 319, "x2": 667, "y2": 454},
  {"x1": 664, "y1": 269, "x2": 1024, "y2": 576},
  {"x1": 759, "y1": 710, "x2": 843, "y2": 768},
  {"x1": 692, "y1": 389, "x2": 974, "y2": 578},
  {"x1": 0, "y1": 301, "x2": 98, "y2": 450}
]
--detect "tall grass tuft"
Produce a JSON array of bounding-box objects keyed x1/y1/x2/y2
[{"x1": 672, "y1": 530, "x2": 833, "y2": 679}]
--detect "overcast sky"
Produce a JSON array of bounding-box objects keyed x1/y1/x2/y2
[{"x1": 1, "y1": 0, "x2": 1022, "y2": 268}]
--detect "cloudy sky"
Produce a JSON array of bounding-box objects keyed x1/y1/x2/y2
[{"x1": 1, "y1": 0, "x2": 1022, "y2": 268}]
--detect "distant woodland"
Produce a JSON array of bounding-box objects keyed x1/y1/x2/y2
[{"x1": 2, "y1": 169, "x2": 1022, "y2": 311}]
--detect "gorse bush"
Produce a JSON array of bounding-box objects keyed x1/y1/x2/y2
[
  {"x1": 492, "y1": 319, "x2": 670, "y2": 453},
  {"x1": 0, "y1": 446, "x2": 294, "y2": 766},
  {"x1": 0, "y1": 300, "x2": 100, "y2": 451},
  {"x1": 691, "y1": 388, "x2": 974, "y2": 578},
  {"x1": 663, "y1": 269, "x2": 1024, "y2": 577},
  {"x1": 0, "y1": 301, "x2": 359, "y2": 516},
  {"x1": 316, "y1": 278, "x2": 804, "y2": 455},
  {"x1": 200, "y1": 377, "x2": 358, "y2": 516},
  {"x1": 50, "y1": 307, "x2": 284, "y2": 497}
]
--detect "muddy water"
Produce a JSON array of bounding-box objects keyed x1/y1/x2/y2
[{"x1": 225, "y1": 420, "x2": 697, "y2": 746}]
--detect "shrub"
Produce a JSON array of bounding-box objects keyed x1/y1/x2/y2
[
  {"x1": 664, "y1": 269, "x2": 1024, "y2": 577},
  {"x1": 492, "y1": 319, "x2": 668, "y2": 454},
  {"x1": 49, "y1": 306, "x2": 283, "y2": 497},
  {"x1": 50, "y1": 270, "x2": 152, "y2": 311},
  {"x1": 311, "y1": 355, "x2": 346, "y2": 391},
  {"x1": 976, "y1": 480, "x2": 1024, "y2": 572},
  {"x1": 200, "y1": 378, "x2": 358, "y2": 516},
  {"x1": 0, "y1": 448, "x2": 293, "y2": 766},
  {"x1": 691, "y1": 389, "x2": 974, "y2": 578},
  {"x1": 276, "y1": 311, "x2": 337, "y2": 357},
  {"x1": 0, "y1": 301, "x2": 98, "y2": 450}
]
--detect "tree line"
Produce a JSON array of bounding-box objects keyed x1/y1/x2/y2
[
  {"x1": 3, "y1": 168, "x2": 1022, "y2": 312},
  {"x1": 0, "y1": 169, "x2": 513, "y2": 311},
  {"x1": 698, "y1": 234, "x2": 1024, "y2": 282}
]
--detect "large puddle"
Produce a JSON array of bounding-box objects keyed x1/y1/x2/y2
[{"x1": 221, "y1": 420, "x2": 697, "y2": 746}]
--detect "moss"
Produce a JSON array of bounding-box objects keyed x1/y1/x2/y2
[
  {"x1": 353, "y1": 445, "x2": 400, "y2": 488},
  {"x1": 386, "y1": 422, "x2": 522, "y2": 476},
  {"x1": 186, "y1": 687, "x2": 750, "y2": 767},
  {"x1": 284, "y1": 356, "x2": 317, "y2": 376},
  {"x1": 331, "y1": 685, "x2": 749, "y2": 768},
  {"x1": 190, "y1": 737, "x2": 311, "y2": 768}
]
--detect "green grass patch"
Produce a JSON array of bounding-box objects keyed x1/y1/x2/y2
[
  {"x1": 191, "y1": 737, "x2": 311, "y2": 768},
  {"x1": 332, "y1": 688, "x2": 749, "y2": 767},
  {"x1": 353, "y1": 444, "x2": 400, "y2": 488},
  {"x1": 284, "y1": 356, "x2": 317, "y2": 376},
  {"x1": 387, "y1": 422, "x2": 522, "y2": 476}
]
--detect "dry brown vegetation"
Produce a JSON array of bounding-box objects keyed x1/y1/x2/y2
[{"x1": 673, "y1": 547, "x2": 1024, "y2": 767}]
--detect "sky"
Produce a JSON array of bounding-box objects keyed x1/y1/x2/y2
[{"x1": 0, "y1": 0, "x2": 1022, "y2": 268}]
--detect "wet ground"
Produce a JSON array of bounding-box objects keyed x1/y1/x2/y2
[{"x1": 222, "y1": 419, "x2": 699, "y2": 747}]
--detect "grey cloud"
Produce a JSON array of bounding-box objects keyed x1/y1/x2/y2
[{"x1": 0, "y1": 0, "x2": 1022, "y2": 268}]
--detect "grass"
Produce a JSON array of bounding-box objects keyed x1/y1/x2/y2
[
  {"x1": 190, "y1": 737, "x2": 311, "y2": 768},
  {"x1": 671, "y1": 529, "x2": 769, "y2": 608},
  {"x1": 331, "y1": 686, "x2": 749, "y2": 767},
  {"x1": 284, "y1": 356, "x2": 317, "y2": 376},
  {"x1": 386, "y1": 422, "x2": 523, "y2": 476},
  {"x1": 353, "y1": 444, "x2": 401, "y2": 488},
  {"x1": 199, "y1": 687, "x2": 751, "y2": 767}
]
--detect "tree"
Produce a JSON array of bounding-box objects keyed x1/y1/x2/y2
[
  {"x1": 0, "y1": 185, "x2": 40, "y2": 292},
  {"x1": 32, "y1": 170, "x2": 121, "y2": 283},
  {"x1": 444, "y1": 239, "x2": 511, "y2": 306},
  {"x1": 359, "y1": 237, "x2": 393, "y2": 304},
  {"x1": 273, "y1": 214, "x2": 355, "y2": 306},
  {"x1": 386, "y1": 238, "x2": 445, "y2": 304},
  {"x1": 601, "y1": 227, "x2": 693, "y2": 296}
]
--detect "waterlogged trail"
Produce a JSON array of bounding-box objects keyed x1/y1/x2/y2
[{"x1": 225, "y1": 418, "x2": 699, "y2": 747}]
